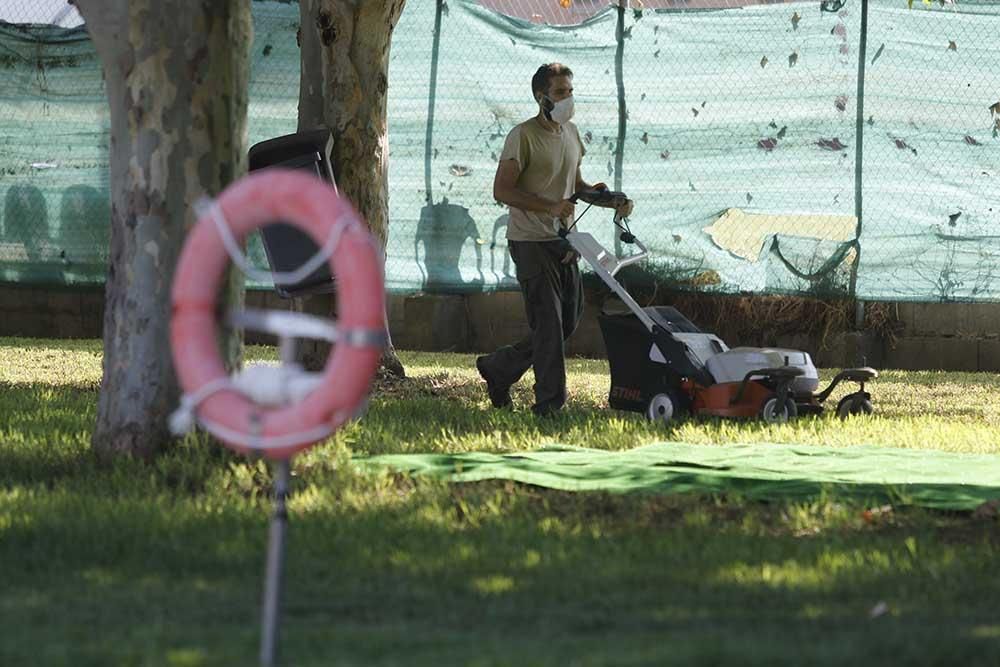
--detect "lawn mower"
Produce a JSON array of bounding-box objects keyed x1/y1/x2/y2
[{"x1": 563, "y1": 186, "x2": 877, "y2": 424}]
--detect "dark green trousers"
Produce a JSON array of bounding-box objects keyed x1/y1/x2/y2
[{"x1": 479, "y1": 239, "x2": 584, "y2": 413}]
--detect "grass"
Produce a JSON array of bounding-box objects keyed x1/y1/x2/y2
[{"x1": 2, "y1": 337, "x2": 1000, "y2": 666}]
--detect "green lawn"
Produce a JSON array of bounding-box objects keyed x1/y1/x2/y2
[{"x1": 2, "y1": 338, "x2": 1000, "y2": 666}]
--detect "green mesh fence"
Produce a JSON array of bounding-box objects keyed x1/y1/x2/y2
[{"x1": 1, "y1": 0, "x2": 998, "y2": 301}]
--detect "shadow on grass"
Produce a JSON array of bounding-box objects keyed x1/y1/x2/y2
[
  {"x1": 0, "y1": 383, "x2": 239, "y2": 493},
  {"x1": 0, "y1": 382, "x2": 98, "y2": 486},
  {"x1": 3, "y1": 454, "x2": 1000, "y2": 666},
  {"x1": 5, "y1": 357, "x2": 1000, "y2": 664}
]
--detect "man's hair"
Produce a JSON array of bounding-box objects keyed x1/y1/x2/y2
[{"x1": 531, "y1": 63, "x2": 573, "y2": 100}]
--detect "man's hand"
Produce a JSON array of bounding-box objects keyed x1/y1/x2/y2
[
  {"x1": 561, "y1": 250, "x2": 580, "y2": 264},
  {"x1": 548, "y1": 199, "x2": 576, "y2": 220},
  {"x1": 614, "y1": 198, "x2": 634, "y2": 221}
]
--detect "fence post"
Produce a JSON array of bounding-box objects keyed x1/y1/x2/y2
[
  {"x1": 613, "y1": 0, "x2": 628, "y2": 255},
  {"x1": 423, "y1": 0, "x2": 444, "y2": 205},
  {"x1": 850, "y1": 0, "x2": 870, "y2": 328}
]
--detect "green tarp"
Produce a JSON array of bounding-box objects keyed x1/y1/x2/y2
[{"x1": 358, "y1": 442, "x2": 1000, "y2": 511}]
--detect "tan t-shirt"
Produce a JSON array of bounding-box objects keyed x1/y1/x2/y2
[{"x1": 499, "y1": 118, "x2": 586, "y2": 242}]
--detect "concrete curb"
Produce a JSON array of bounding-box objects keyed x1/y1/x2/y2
[{"x1": 2, "y1": 284, "x2": 999, "y2": 372}]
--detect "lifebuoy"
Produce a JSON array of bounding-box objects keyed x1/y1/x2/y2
[{"x1": 170, "y1": 168, "x2": 385, "y2": 460}]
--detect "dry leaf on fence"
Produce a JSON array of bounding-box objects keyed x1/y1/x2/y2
[
  {"x1": 964, "y1": 135, "x2": 982, "y2": 146},
  {"x1": 788, "y1": 51, "x2": 798, "y2": 67},
  {"x1": 757, "y1": 137, "x2": 778, "y2": 152},
  {"x1": 871, "y1": 43, "x2": 885, "y2": 65},
  {"x1": 448, "y1": 164, "x2": 471, "y2": 177},
  {"x1": 791, "y1": 11, "x2": 801, "y2": 30},
  {"x1": 760, "y1": 55, "x2": 768, "y2": 68},
  {"x1": 948, "y1": 40, "x2": 957, "y2": 51},
  {"x1": 835, "y1": 95, "x2": 848, "y2": 112},
  {"x1": 817, "y1": 137, "x2": 847, "y2": 151}
]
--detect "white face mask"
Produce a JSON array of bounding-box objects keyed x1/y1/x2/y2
[{"x1": 545, "y1": 95, "x2": 575, "y2": 125}]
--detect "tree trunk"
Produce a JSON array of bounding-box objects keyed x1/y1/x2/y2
[
  {"x1": 75, "y1": 0, "x2": 252, "y2": 460},
  {"x1": 297, "y1": 0, "x2": 406, "y2": 378}
]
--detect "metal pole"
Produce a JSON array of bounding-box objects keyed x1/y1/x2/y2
[
  {"x1": 260, "y1": 459, "x2": 291, "y2": 667},
  {"x1": 423, "y1": 0, "x2": 444, "y2": 205},
  {"x1": 849, "y1": 0, "x2": 870, "y2": 323},
  {"x1": 612, "y1": 0, "x2": 628, "y2": 256}
]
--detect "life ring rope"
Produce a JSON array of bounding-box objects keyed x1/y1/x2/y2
[
  {"x1": 169, "y1": 168, "x2": 386, "y2": 460},
  {"x1": 170, "y1": 370, "x2": 345, "y2": 451},
  {"x1": 198, "y1": 197, "x2": 349, "y2": 288}
]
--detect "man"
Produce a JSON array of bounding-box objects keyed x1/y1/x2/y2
[{"x1": 476, "y1": 63, "x2": 632, "y2": 416}]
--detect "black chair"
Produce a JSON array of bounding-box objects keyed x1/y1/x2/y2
[{"x1": 248, "y1": 128, "x2": 338, "y2": 297}]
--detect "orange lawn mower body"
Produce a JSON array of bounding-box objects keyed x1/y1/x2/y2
[{"x1": 563, "y1": 187, "x2": 877, "y2": 425}]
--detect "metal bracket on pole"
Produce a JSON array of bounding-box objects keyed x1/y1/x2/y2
[{"x1": 260, "y1": 459, "x2": 291, "y2": 667}]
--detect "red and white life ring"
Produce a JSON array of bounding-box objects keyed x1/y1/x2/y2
[{"x1": 170, "y1": 168, "x2": 384, "y2": 460}]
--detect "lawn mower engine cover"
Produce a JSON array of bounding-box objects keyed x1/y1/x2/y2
[{"x1": 705, "y1": 348, "x2": 819, "y2": 395}]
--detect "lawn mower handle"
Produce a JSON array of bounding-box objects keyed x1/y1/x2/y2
[
  {"x1": 613, "y1": 236, "x2": 649, "y2": 273},
  {"x1": 563, "y1": 230, "x2": 649, "y2": 278},
  {"x1": 567, "y1": 187, "x2": 637, "y2": 246},
  {"x1": 569, "y1": 186, "x2": 628, "y2": 207}
]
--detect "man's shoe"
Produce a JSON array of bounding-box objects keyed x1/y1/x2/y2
[
  {"x1": 531, "y1": 404, "x2": 561, "y2": 418},
  {"x1": 476, "y1": 356, "x2": 512, "y2": 409}
]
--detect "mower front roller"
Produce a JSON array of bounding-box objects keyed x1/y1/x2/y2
[{"x1": 800, "y1": 367, "x2": 879, "y2": 420}]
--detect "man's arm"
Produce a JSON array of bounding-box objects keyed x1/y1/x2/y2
[{"x1": 494, "y1": 159, "x2": 574, "y2": 220}]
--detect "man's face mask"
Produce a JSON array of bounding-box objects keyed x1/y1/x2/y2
[{"x1": 543, "y1": 94, "x2": 575, "y2": 125}]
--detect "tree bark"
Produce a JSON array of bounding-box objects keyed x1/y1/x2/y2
[
  {"x1": 76, "y1": 0, "x2": 252, "y2": 460},
  {"x1": 297, "y1": 0, "x2": 406, "y2": 377}
]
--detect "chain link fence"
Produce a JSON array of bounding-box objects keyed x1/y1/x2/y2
[
  {"x1": 1, "y1": 0, "x2": 999, "y2": 301},
  {"x1": 0, "y1": 1, "x2": 81, "y2": 26}
]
